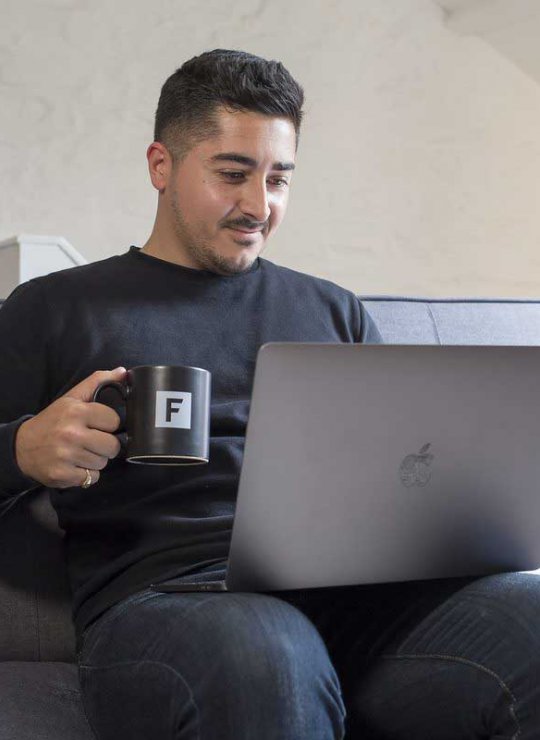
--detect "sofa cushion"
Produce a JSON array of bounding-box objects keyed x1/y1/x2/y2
[
  {"x1": 0, "y1": 662, "x2": 93, "y2": 739},
  {"x1": 0, "y1": 487, "x2": 76, "y2": 663},
  {"x1": 361, "y1": 297, "x2": 540, "y2": 345}
]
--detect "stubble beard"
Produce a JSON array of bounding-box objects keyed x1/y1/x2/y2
[{"x1": 170, "y1": 188, "x2": 260, "y2": 276}]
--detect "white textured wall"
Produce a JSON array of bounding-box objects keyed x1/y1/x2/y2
[{"x1": 2, "y1": 0, "x2": 540, "y2": 297}]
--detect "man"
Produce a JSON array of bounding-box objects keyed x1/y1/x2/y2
[{"x1": 0, "y1": 49, "x2": 538, "y2": 739}]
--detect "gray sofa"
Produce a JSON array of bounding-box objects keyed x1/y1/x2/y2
[{"x1": 2, "y1": 295, "x2": 540, "y2": 739}]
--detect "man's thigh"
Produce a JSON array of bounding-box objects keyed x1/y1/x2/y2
[
  {"x1": 78, "y1": 588, "x2": 346, "y2": 740},
  {"x1": 283, "y1": 573, "x2": 540, "y2": 739}
]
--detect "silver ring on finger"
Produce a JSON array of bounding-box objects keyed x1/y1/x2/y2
[{"x1": 81, "y1": 468, "x2": 93, "y2": 489}]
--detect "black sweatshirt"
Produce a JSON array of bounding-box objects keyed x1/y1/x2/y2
[{"x1": 0, "y1": 246, "x2": 381, "y2": 635}]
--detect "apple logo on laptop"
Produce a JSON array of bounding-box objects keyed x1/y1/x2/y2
[{"x1": 399, "y1": 443, "x2": 434, "y2": 487}]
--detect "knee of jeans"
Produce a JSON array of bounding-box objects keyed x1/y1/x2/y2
[
  {"x1": 463, "y1": 572, "x2": 540, "y2": 610},
  {"x1": 458, "y1": 572, "x2": 540, "y2": 647},
  {"x1": 192, "y1": 593, "x2": 341, "y2": 695}
]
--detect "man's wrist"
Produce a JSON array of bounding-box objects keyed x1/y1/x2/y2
[
  {"x1": 0, "y1": 416, "x2": 39, "y2": 494},
  {"x1": 14, "y1": 418, "x2": 33, "y2": 479}
]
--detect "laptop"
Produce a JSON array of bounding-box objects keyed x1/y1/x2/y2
[{"x1": 153, "y1": 342, "x2": 540, "y2": 594}]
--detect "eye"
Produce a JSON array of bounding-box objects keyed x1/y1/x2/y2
[
  {"x1": 220, "y1": 171, "x2": 289, "y2": 188},
  {"x1": 269, "y1": 177, "x2": 289, "y2": 188},
  {"x1": 221, "y1": 171, "x2": 246, "y2": 181}
]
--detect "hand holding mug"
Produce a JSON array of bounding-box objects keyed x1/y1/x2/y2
[{"x1": 15, "y1": 367, "x2": 127, "y2": 489}]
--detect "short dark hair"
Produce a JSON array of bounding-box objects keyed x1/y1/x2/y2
[{"x1": 154, "y1": 49, "x2": 305, "y2": 164}]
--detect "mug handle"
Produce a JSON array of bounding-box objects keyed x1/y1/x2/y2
[{"x1": 92, "y1": 381, "x2": 130, "y2": 453}]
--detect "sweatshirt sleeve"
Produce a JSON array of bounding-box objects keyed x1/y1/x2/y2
[{"x1": 0, "y1": 280, "x2": 50, "y2": 498}]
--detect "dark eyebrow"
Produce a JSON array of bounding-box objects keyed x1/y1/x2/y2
[{"x1": 210, "y1": 153, "x2": 295, "y2": 171}]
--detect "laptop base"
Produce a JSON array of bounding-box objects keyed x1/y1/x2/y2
[{"x1": 151, "y1": 581, "x2": 228, "y2": 593}]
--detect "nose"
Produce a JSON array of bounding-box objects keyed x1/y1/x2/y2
[{"x1": 238, "y1": 179, "x2": 271, "y2": 225}]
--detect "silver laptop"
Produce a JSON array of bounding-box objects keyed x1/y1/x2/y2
[{"x1": 154, "y1": 342, "x2": 540, "y2": 594}]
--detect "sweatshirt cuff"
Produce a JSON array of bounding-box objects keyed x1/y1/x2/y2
[{"x1": 0, "y1": 415, "x2": 41, "y2": 497}]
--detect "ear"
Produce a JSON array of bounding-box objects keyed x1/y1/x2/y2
[{"x1": 146, "y1": 142, "x2": 171, "y2": 193}]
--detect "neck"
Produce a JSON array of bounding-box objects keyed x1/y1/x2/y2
[{"x1": 141, "y1": 223, "x2": 197, "y2": 270}]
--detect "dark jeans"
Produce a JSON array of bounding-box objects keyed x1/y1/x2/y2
[{"x1": 77, "y1": 572, "x2": 540, "y2": 739}]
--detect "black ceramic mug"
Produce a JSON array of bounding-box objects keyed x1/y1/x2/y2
[{"x1": 92, "y1": 365, "x2": 211, "y2": 465}]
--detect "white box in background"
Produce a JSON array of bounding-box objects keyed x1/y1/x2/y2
[{"x1": 0, "y1": 234, "x2": 87, "y2": 298}]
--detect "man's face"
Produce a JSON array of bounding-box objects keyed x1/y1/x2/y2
[{"x1": 161, "y1": 107, "x2": 296, "y2": 275}]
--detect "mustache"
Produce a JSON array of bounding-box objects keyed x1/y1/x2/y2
[{"x1": 223, "y1": 217, "x2": 268, "y2": 231}]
